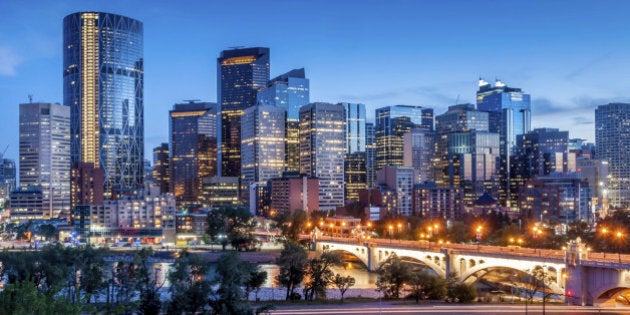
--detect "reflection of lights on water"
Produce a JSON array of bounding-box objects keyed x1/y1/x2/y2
[{"x1": 346, "y1": 262, "x2": 353, "y2": 270}]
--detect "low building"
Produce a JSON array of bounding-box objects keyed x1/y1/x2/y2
[
  {"x1": 413, "y1": 182, "x2": 463, "y2": 219},
  {"x1": 175, "y1": 207, "x2": 210, "y2": 245},
  {"x1": 9, "y1": 186, "x2": 44, "y2": 223},
  {"x1": 73, "y1": 189, "x2": 176, "y2": 244},
  {"x1": 269, "y1": 173, "x2": 319, "y2": 216},
  {"x1": 201, "y1": 176, "x2": 240, "y2": 209}
]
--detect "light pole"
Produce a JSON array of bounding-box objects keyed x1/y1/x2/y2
[
  {"x1": 616, "y1": 230, "x2": 624, "y2": 264},
  {"x1": 388, "y1": 225, "x2": 393, "y2": 243}
]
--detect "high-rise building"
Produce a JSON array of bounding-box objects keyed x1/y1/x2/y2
[
  {"x1": 343, "y1": 103, "x2": 367, "y2": 202},
  {"x1": 403, "y1": 127, "x2": 435, "y2": 183},
  {"x1": 477, "y1": 79, "x2": 531, "y2": 206},
  {"x1": 19, "y1": 102, "x2": 71, "y2": 219},
  {"x1": 257, "y1": 68, "x2": 309, "y2": 173},
  {"x1": 0, "y1": 155, "x2": 16, "y2": 209},
  {"x1": 518, "y1": 173, "x2": 591, "y2": 223},
  {"x1": 435, "y1": 104, "x2": 499, "y2": 205},
  {"x1": 64, "y1": 12, "x2": 144, "y2": 198},
  {"x1": 376, "y1": 165, "x2": 417, "y2": 216},
  {"x1": 241, "y1": 105, "x2": 286, "y2": 205},
  {"x1": 299, "y1": 103, "x2": 346, "y2": 210},
  {"x1": 595, "y1": 103, "x2": 630, "y2": 208},
  {"x1": 169, "y1": 102, "x2": 217, "y2": 206},
  {"x1": 217, "y1": 47, "x2": 270, "y2": 177},
  {"x1": 375, "y1": 105, "x2": 433, "y2": 171},
  {"x1": 71, "y1": 162, "x2": 104, "y2": 207},
  {"x1": 269, "y1": 173, "x2": 319, "y2": 216},
  {"x1": 366, "y1": 122, "x2": 376, "y2": 189},
  {"x1": 514, "y1": 128, "x2": 568, "y2": 182},
  {"x1": 413, "y1": 182, "x2": 462, "y2": 219},
  {"x1": 153, "y1": 143, "x2": 169, "y2": 195}
]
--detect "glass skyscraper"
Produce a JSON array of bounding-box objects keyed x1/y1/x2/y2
[
  {"x1": 217, "y1": 47, "x2": 270, "y2": 177},
  {"x1": 299, "y1": 103, "x2": 346, "y2": 210},
  {"x1": 257, "y1": 68, "x2": 309, "y2": 172},
  {"x1": 375, "y1": 105, "x2": 434, "y2": 171},
  {"x1": 169, "y1": 102, "x2": 217, "y2": 206},
  {"x1": 19, "y1": 103, "x2": 71, "y2": 219},
  {"x1": 241, "y1": 105, "x2": 286, "y2": 206},
  {"x1": 343, "y1": 103, "x2": 367, "y2": 202},
  {"x1": 63, "y1": 12, "x2": 144, "y2": 198},
  {"x1": 595, "y1": 103, "x2": 630, "y2": 208},
  {"x1": 476, "y1": 79, "x2": 531, "y2": 206},
  {"x1": 366, "y1": 122, "x2": 376, "y2": 189}
]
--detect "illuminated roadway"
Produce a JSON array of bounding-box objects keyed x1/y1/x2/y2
[{"x1": 270, "y1": 303, "x2": 630, "y2": 315}]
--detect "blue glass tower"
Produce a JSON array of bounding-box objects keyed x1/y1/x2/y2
[
  {"x1": 476, "y1": 79, "x2": 531, "y2": 206},
  {"x1": 63, "y1": 12, "x2": 144, "y2": 198},
  {"x1": 342, "y1": 103, "x2": 367, "y2": 201},
  {"x1": 257, "y1": 68, "x2": 309, "y2": 172}
]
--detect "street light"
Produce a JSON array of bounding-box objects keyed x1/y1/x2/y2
[
  {"x1": 616, "y1": 230, "x2": 624, "y2": 264},
  {"x1": 388, "y1": 225, "x2": 393, "y2": 243},
  {"x1": 475, "y1": 225, "x2": 483, "y2": 241}
]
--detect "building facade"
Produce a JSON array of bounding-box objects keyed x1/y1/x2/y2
[
  {"x1": 217, "y1": 47, "x2": 270, "y2": 177},
  {"x1": 169, "y1": 102, "x2": 217, "y2": 206},
  {"x1": 152, "y1": 143, "x2": 169, "y2": 195},
  {"x1": 63, "y1": 12, "x2": 144, "y2": 198},
  {"x1": 241, "y1": 105, "x2": 286, "y2": 204},
  {"x1": 376, "y1": 165, "x2": 417, "y2": 216},
  {"x1": 375, "y1": 105, "x2": 433, "y2": 171},
  {"x1": 299, "y1": 103, "x2": 346, "y2": 210},
  {"x1": 19, "y1": 102, "x2": 71, "y2": 219},
  {"x1": 257, "y1": 68, "x2": 309, "y2": 173},
  {"x1": 476, "y1": 79, "x2": 531, "y2": 207},
  {"x1": 269, "y1": 174, "x2": 319, "y2": 215},
  {"x1": 343, "y1": 103, "x2": 367, "y2": 202},
  {"x1": 595, "y1": 103, "x2": 630, "y2": 208}
]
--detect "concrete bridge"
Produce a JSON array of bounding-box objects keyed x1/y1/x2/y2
[{"x1": 314, "y1": 237, "x2": 630, "y2": 307}]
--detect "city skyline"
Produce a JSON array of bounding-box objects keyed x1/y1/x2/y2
[{"x1": 2, "y1": 0, "x2": 630, "y2": 164}]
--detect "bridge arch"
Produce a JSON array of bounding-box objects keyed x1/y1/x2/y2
[
  {"x1": 460, "y1": 263, "x2": 565, "y2": 295},
  {"x1": 593, "y1": 283, "x2": 630, "y2": 307},
  {"x1": 315, "y1": 242, "x2": 369, "y2": 268},
  {"x1": 373, "y1": 251, "x2": 445, "y2": 277}
]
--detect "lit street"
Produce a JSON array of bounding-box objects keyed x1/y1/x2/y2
[{"x1": 270, "y1": 303, "x2": 630, "y2": 315}]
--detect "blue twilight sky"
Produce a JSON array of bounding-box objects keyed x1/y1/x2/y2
[{"x1": 1, "y1": 0, "x2": 630, "y2": 164}]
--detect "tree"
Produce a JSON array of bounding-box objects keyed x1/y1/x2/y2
[
  {"x1": 332, "y1": 274, "x2": 355, "y2": 303},
  {"x1": 521, "y1": 267, "x2": 555, "y2": 313},
  {"x1": 207, "y1": 206, "x2": 257, "y2": 250},
  {"x1": 246, "y1": 269, "x2": 268, "y2": 302},
  {"x1": 448, "y1": 283, "x2": 476, "y2": 303},
  {"x1": 376, "y1": 254, "x2": 411, "y2": 299},
  {"x1": 407, "y1": 271, "x2": 431, "y2": 303},
  {"x1": 303, "y1": 251, "x2": 342, "y2": 300},
  {"x1": 167, "y1": 250, "x2": 212, "y2": 314},
  {"x1": 275, "y1": 242, "x2": 308, "y2": 300},
  {"x1": 0, "y1": 280, "x2": 82, "y2": 315},
  {"x1": 274, "y1": 209, "x2": 309, "y2": 243}
]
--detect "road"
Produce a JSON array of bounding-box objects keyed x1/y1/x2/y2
[{"x1": 270, "y1": 303, "x2": 630, "y2": 315}]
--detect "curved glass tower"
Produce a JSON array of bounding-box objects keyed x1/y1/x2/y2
[{"x1": 63, "y1": 12, "x2": 144, "y2": 197}]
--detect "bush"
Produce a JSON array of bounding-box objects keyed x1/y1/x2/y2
[{"x1": 450, "y1": 283, "x2": 477, "y2": 303}]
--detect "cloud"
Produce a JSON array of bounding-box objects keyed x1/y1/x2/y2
[
  {"x1": 573, "y1": 116, "x2": 593, "y2": 125},
  {"x1": 564, "y1": 52, "x2": 613, "y2": 81},
  {"x1": 0, "y1": 47, "x2": 22, "y2": 76}
]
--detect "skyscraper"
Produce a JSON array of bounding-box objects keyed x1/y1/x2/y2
[
  {"x1": 299, "y1": 103, "x2": 346, "y2": 210},
  {"x1": 375, "y1": 105, "x2": 433, "y2": 171},
  {"x1": 257, "y1": 68, "x2": 309, "y2": 173},
  {"x1": 366, "y1": 122, "x2": 376, "y2": 189},
  {"x1": 169, "y1": 102, "x2": 217, "y2": 206},
  {"x1": 153, "y1": 143, "x2": 170, "y2": 195},
  {"x1": 217, "y1": 47, "x2": 270, "y2": 177},
  {"x1": 515, "y1": 128, "x2": 568, "y2": 179},
  {"x1": 476, "y1": 79, "x2": 531, "y2": 206},
  {"x1": 241, "y1": 105, "x2": 286, "y2": 206},
  {"x1": 0, "y1": 155, "x2": 16, "y2": 209},
  {"x1": 343, "y1": 103, "x2": 367, "y2": 202},
  {"x1": 63, "y1": 12, "x2": 144, "y2": 198},
  {"x1": 19, "y1": 102, "x2": 71, "y2": 219},
  {"x1": 595, "y1": 103, "x2": 630, "y2": 208},
  {"x1": 403, "y1": 127, "x2": 435, "y2": 183}
]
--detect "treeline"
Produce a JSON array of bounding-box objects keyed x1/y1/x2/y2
[{"x1": 0, "y1": 245, "x2": 271, "y2": 314}]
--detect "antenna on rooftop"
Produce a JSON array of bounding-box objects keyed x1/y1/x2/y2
[
  {"x1": 28, "y1": 94, "x2": 33, "y2": 103},
  {"x1": 455, "y1": 94, "x2": 460, "y2": 105}
]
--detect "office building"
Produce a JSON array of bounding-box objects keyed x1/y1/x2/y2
[
  {"x1": 477, "y1": 79, "x2": 531, "y2": 206},
  {"x1": 217, "y1": 47, "x2": 270, "y2": 177},
  {"x1": 152, "y1": 143, "x2": 169, "y2": 195},
  {"x1": 299, "y1": 103, "x2": 346, "y2": 210},
  {"x1": 343, "y1": 103, "x2": 367, "y2": 202},
  {"x1": 241, "y1": 105, "x2": 286, "y2": 204},
  {"x1": 376, "y1": 165, "x2": 417, "y2": 216},
  {"x1": 10, "y1": 186, "x2": 44, "y2": 223},
  {"x1": 257, "y1": 68, "x2": 308, "y2": 173},
  {"x1": 595, "y1": 103, "x2": 630, "y2": 208},
  {"x1": 200, "y1": 176, "x2": 240, "y2": 209},
  {"x1": 169, "y1": 102, "x2": 217, "y2": 206},
  {"x1": 19, "y1": 102, "x2": 71, "y2": 219},
  {"x1": 71, "y1": 162, "x2": 104, "y2": 207},
  {"x1": 0, "y1": 155, "x2": 16, "y2": 209},
  {"x1": 403, "y1": 127, "x2": 435, "y2": 183},
  {"x1": 514, "y1": 128, "x2": 568, "y2": 187},
  {"x1": 375, "y1": 105, "x2": 433, "y2": 170},
  {"x1": 413, "y1": 182, "x2": 463, "y2": 219},
  {"x1": 366, "y1": 122, "x2": 376, "y2": 189},
  {"x1": 64, "y1": 12, "x2": 144, "y2": 198},
  {"x1": 269, "y1": 173, "x2": 319, "y2": 216}
]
